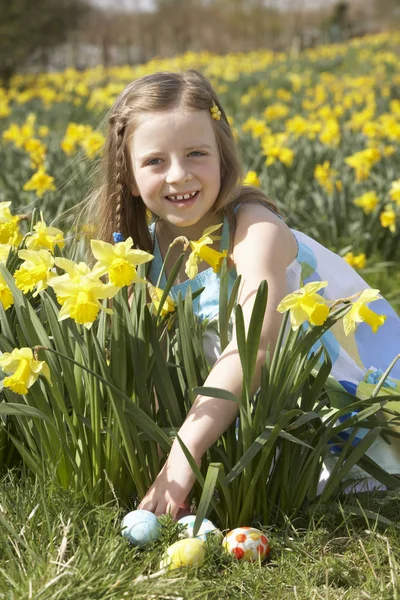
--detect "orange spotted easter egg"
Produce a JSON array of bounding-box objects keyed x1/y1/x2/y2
[{"x1": 222, "y1": 527, "x2": 270, "y2": 561}]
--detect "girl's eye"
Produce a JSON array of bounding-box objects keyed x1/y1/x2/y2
[
  {"x1": 146, "y1": 158, "x2": 162, "y2": 166},
  {"x1": 188, "y1": 151, "x2": 205, "y2": 157}
]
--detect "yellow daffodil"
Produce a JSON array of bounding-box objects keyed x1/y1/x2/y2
[
  {"x1": 48, "y1": 259, "x2": 118, "y2": 328},
  {"x1": 61, "y1": 138, "x2": 77, "y2": 156},
  {"x1": 314, "y1": 161, "x2": 339, "y2": 195},
  {"x1": 185, "y1": 224, "x2": 228, "y2": 280},
  {"x1": 389, "y1": 179, "x2": 400, "y2": 206},
  {"x1": 38, "y1": 125, "x2": 49, "y2": 137},
  {"x1": 25, "y1": 219, "x2": 65, "y2": 252},
  {"x1": 343, "y1": 252, "x2": 366, "y2": 270},
  {"x1": 379, "y1": 204, "x2": 397, "y2": 233},
  {"x1": 2, "y1": 123, "x2": 25, "y2": 147},
  {"x1": 353, "y1": 191, "x2": 379, "y2": 215},
  {"x1": 24, "y1": 138, "x2": 47, "y2": 168},
  {"x1": 319, "y1": 119, "x2": 341, "y2": 146},
  {"x1": 80, "y1": 131, "x2": 105, "y2": 159},
  {"x1": 242, "y1": 118, "x2": 269, "y2": 139},
  {"x1": 91, "y1": 237, "x2": 154, "y2": 287},
  {"x1": 345, "y1": 148, "x2": 381, "y2": 182},
  {"x1": 243, "y1": 171, "x2": 260, "y2": 187},
  {"x1": 277, "y1": 281, "x2": 330, "y2": 330},
  {"x1": 0, "y1": 273, "x2": 14, "y2": 311},
  {"x1": 343, "y1": 289, "x2": 386, "y2": 336},
  {"x1": 14, "y1": 249, "x2": 55, "y2": 296},
  {"x1": 148, "y1": 283, "x2": 176, "y2": 317},
  {"x1": 23, "y1": 167, "x2": 56, "y2": 197},
  {"x1": 264, "y1": 103, "x2": 289, "y2": 120},
  {"x1": 0, "y1": 347, "x2": 51, "y2": 395},
  {"x1": 0, "y1": 202, "x2": 22, "y2": 246}
]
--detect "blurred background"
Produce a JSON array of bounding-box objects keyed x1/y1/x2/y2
[{"x1": 1, "y1": 0, "x2": 400, "y2": 83}]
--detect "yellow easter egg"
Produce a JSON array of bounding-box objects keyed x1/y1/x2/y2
[{"x1": 160, "y1": 538, "x2": 206, "y2": 570}]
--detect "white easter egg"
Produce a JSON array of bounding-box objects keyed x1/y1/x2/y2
[
  {"x1": 177, "y1": 515, "x2": 220, "y2": 541},
  {"x1": 121, "y1": 509, "x2": 161, "y2": 546}
]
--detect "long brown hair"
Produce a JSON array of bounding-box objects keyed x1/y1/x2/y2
[{"x1": 85, "y1": 69, "x2": 278, "y2": 252}]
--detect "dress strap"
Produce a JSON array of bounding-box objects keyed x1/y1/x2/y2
[{"x1": 147, "y1": 220, "x2": 165, "y2": 287}]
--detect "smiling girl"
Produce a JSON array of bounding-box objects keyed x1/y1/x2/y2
[{"x1": 87, "y1": 70, "x2": 400, "y2": 517}]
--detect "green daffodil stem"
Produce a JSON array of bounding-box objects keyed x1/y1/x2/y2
[
  {"x1": 155, "y1": 237, "x2": 189, "y2": 289},
  {"x1": 32, "y1": 345, "x2": 171, "y2": 451},
  {"x1": 329, "y1": 290, "x2": 363, "y2": 309}
]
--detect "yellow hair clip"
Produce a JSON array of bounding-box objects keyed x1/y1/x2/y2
[{"x1": 210, "y1": 102, "x2": 221, "y2": 121}]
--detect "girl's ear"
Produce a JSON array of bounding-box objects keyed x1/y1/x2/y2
[
  {"x1": 127, "y1": 167, "x2": 140, "y2": 196},
  {"x1": 130, "y1": 181, "x2": 140, "y2": 196}
]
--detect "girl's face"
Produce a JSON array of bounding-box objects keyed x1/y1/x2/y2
[{"x1": 129, "y1": 108, "x2": 221, "y2": 238}]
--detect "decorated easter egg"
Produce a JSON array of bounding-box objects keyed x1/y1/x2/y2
[
  {"x1": 222, "y1": 527, "x2": 270, "y2": 561},
  {"x1": 121, "y1": 510, "x2": 161, "y2": 546},
  {"x1": 159, "y1": 538, "x2": 206, "y2": 570},
  {"x1": 177, "y1": 515, "x2": 220, "y2": 541}
]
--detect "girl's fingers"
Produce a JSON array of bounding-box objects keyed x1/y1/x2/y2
[{"x1": 138, "y1": 492, "x2": 157, "y2": 512}]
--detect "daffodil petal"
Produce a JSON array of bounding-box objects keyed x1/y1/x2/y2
[
  {"x1": 289, "y1": 305, "x2": 308, "y2": 330},
  {"x1": 358, "y1": 288, "x2": 381, "y2": 303},
  {"x1": 126, "y1": 249, "x2": 154, "y2": 265},
  {"x1": 276, "y1": 292, "x2": 303, "y2": 312},
  {"x1": 91, "y1": 239, "x2": 116, "y2": 262},
  {"x1": 185, "y1": 251, "x2": 199, "y2": 279},
  {"x1": 201, "y1": 223, "x2": 223, "y2": 238},
  {"x1": 303, "y1": 281, "x2": 328, "y2": 294}
]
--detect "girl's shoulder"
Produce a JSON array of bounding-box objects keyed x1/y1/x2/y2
[{"x1": 230, "y1": 201, "x2": 297, "y2": 272}]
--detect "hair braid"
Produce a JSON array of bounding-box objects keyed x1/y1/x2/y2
[{"x1": 113, "y1": 119, "x2": 127, "y2": 241}]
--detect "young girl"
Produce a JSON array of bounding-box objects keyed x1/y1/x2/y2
[{"x1": 88, "y1": 69, "x2": 400, "y2": 517}]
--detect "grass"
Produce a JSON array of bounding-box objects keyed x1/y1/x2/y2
[{"x1": 0, "y1": 471, "x2": 399, "y2": 600}]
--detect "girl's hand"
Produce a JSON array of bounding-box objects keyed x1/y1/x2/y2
[{"x1": 138, "y1": 453, "x2": 200, "y2": 518}]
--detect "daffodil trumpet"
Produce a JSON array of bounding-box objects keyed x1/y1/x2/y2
[
  {"x1": 147, "y1": 282, "x2": 176, "y2": 319},
  {"x1": 185, "y1": 223, "x2": 227, "y2": 280},
  {"x1": 0, "y1": 347, "x2": 51, "y2": 395}
]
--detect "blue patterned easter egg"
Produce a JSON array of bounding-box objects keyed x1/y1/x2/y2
[{"x1": 121, "y1": 510, "x2": 160, "y2": 546}]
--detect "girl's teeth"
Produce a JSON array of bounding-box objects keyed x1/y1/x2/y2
[{"x1": 167, "y1": 191, "x2": 197, "y2": 201}]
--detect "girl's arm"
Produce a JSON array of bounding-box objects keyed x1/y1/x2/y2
[{"x1": 139, "y1": 203, "x2": 296, "y2": 516}]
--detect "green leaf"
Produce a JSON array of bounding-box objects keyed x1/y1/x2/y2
[
  {"x1": 218, "y1": 258, "x2": 229, "y2": 352},
  {"x1": 234, "y1": 304, "x2": 248, "y2": 391},
  {"x1": 193, "y1": 463, "x2": 222, "y2": 537},
  {"x1": 174, "y1": 433, "x2": 225, "y2": 524},
  {"x1": 0, "y1": 403, "x2": 54, "y2": 424},
  {"x1": 246, "y1": 280, "x2": 268, "y2": 384},
  {"x1": 192, "y1": 386, "x2": 240, "y2": 404},
  {"x1": 320, "y1": 428, "x2": 382, "y2": 502}
]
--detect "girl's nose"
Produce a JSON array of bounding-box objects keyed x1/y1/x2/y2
[{"x1": 165, "y1": 160, "x2": 187, "y2": 184}]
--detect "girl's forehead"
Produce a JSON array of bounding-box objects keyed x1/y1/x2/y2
[{"x1": 131, "y1": 108, "x2": 216, "y2": 149}]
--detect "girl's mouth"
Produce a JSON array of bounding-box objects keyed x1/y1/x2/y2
[{"x1": 165, "y1": 190, "x2": 199, "y2": 206}]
